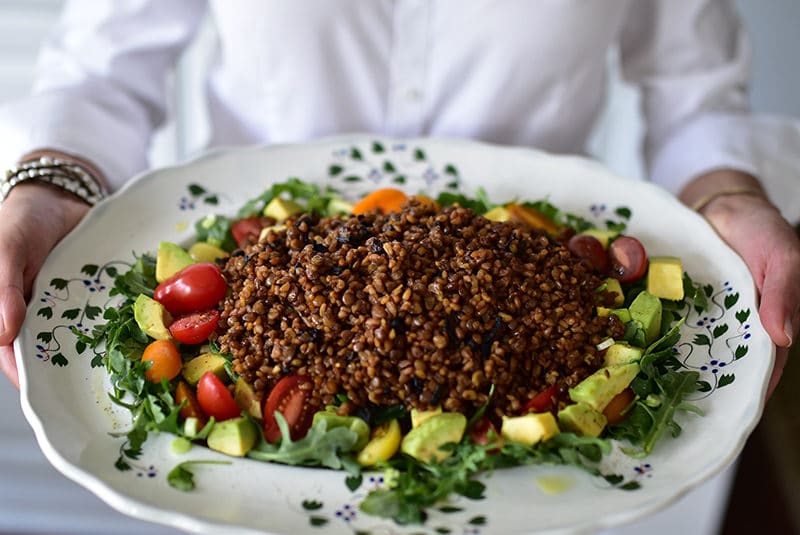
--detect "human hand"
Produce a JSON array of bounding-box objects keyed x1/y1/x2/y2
[
  {"x1": 681, "y1": 170, "x2": 800, "y2": 399},
  {"x1": 0, "y1": 184, "x2": 90, "y2": 388}
]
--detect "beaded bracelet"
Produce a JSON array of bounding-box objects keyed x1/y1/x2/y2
[
  {"x1": 0, "y1": 156, "x2": 107, "y2": 207},
  {"x1": 689, "y1": 186, "x2": 766, "y2": 213}
]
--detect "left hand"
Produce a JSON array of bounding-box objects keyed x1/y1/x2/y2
[{"x1": 680, "y1": 170, "x2": 800, "y2": 399}]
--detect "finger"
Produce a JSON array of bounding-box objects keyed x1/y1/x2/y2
[
  {"x1": 0, "y1": 237, "x2": 28, "y2": 347},
  {"x1": 766, "y1": 346, "x2": 788, "y2": 400},
  {"x1": 0, "y1": 346, "x2": 19, "y2": 390},
  {"x1": 756, "y1": 247, "x2": 800, "y2": 348}
]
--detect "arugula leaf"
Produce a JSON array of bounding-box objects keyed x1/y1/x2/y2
[
  {"x1": 167, "y1": 460, "x2": 232, "y2": 492},
  {"x1": 248, "y1": 414, "x2": 362, "y2": 470}
]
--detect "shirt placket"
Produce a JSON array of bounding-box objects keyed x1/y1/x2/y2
[{"x1": 385, "y1": 0, "x2": 430, "y2": 136}]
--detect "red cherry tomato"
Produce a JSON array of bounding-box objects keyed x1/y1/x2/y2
[
  {"x1": 608, "y1": 236, "x2": 648, "y2": 283},
  {"x1": 169, "y1": 309, "x2": 220, "y2": 345},
  {"x1": 469, "y1": 416, "x2": 503, "y2": 452},
  {"x1": 263, "y1": 375, "x2": 317, "y2": 444},
  {"x1": 154, "y1": 263, "x2": 227, "y2": 315},
  {"x1": 567, "y1": 234, "x2": 610, "y2": 274},
  {"x1": 196, "y1": 372, "x2": 240, "y2": 421},
  {"x1": 522, "y1": 384, "x2": 560, "y2": 414},
  {"x1": 231, "y1": 216, "x2": 272, "y2": 248}
]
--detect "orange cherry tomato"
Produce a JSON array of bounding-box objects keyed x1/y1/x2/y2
[
  {"x1": 141, "y1": 339, "x2": 183, "y2": 383},
  {"x1": 603, "y1": 388, "x2": 636, "y2": 425},
  {"x1": 175, "y1": 380, "x2": 207, "y2": 428},
  {"x1": 352, "y1": 188, "x2": 409, "y2": 215}
]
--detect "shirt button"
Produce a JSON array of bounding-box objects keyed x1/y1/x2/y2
[{"x1": 403, "y1": 88, "x2": 423, "y2": 101}]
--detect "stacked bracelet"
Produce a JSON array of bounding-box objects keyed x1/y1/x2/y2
[{"x1": 1, "y1": 156, "x2": 107, "y2": 207}]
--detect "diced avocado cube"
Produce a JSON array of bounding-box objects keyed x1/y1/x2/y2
[
  {"x1": 182, "y1": 353, "x2": 228, "y2": 385},
  {"x1": 401, "y1": 412, "x2": 466, "y2": 463},
  {"x1": 610, "y1": 308, "x2": 631, "y2": 323},
  {"x1": 206, "y1": 417, "x2": 258, "y2": 457},
  {"x1": 133, "y1": 294, "x2": 173, "y2": 341},
  {"x1": 312, "y1": 411, "x2": 370, "y2": 451},
  {"x1": 628, "y1": 291, "x2": 662, "y2": 344},
  {"x1": 647, "y1": 256, "x2": 685, "y2": 301},
  {"x1": 188, "y1": 242, "x2": 229, "y2": 264},
  {"x1": 557, "y1": 402, "x2": 608, "y2": 438},
  {"x1": 327, "y1": 197, "x2": 355, "y2": 216},
  {"x1": 501, "y1": 412, "x2": 560, "y2": 446},
  {"x1": 603, "y1": 278, "x2": 625, "y2": 307},
  {"x1": 579, "y1": 228, "x2": 619, "y2": 249},
  {"x1": 258, "y1": 224, "x2": 287, "y2": 243},
  {"x1": 234, "y1": 377, "x2": 262, "y2": 419},
  {"x1": 569, "y1": 362, "x2": 640, "y2": 412},
  {"x1": 263, "y1": 197, "x2": 304, "y2": 222},
  {"x1": 482, "y1": 205, "x2": 511, "y2": 222},
  {"x1": 410, "y1": 406, "x2": 442, "y2": 429},
  {"x1": 603, "y1": 342, "x2": 644, "y2": 366},
  {"x1": 156, "y1": 242, "x2": 195, "y2": 283}
]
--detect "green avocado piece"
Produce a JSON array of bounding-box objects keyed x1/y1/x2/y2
[
  {"x1": 234, "y1": 378, "x2": 262, "y2": 419},
  {"x1": 647, "y1": 256, "x2": 685, "y2": 301},
  {"x1": 557, "y1": 402, "x2": 608, "y2": 438},
  {"x1": 263, "y1": 197, "x2": 304, "y2": 222},
  {"x1": 133, "y1": 294, "x2": 173, "y2": 341},
  {"x1": 603, "y1": 342, "x2": 644, "y2": 367},
  {"x1": 312, "y1": 411, "x2": 370, "y2": 451},
  {"x1": 401, "y1": 412, "x2": 467, "y2": 463},
  {"x1": 569, "y1": 362, "x2": 640, "y2": 412},
  {"x1": 206, "y1": 417, "x2": 258, "y2": 457},
  {"x1": 628, "y1": 291, "x2": 662, "y2": 344},
  {"x1": 182, "y1": 353, "x2": 228, "y2": 385},
  {"x1": 579, "y1": 228, "x2": 619, "y2": 249},
  {"x1": 156, "y1": 241, "x2": 195, "y2": 283},
  {"x1": 326, "y1": 197, "x2": 355, "y2": 216}
]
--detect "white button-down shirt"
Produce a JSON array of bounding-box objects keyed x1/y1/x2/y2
[{"x1": 1, "y1": 0, "x2": 798, "y2": 220}]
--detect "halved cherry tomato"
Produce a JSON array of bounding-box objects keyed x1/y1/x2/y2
[
  {"x1": 263, "y1": 375, "x2": 317, "y2": 443},
  {"x1": 175, "y1": 380, "x2": 208, "y2": 428},
  {"x1": 522, "y1": 384, "x2": 560, "y2": 414},
  {"x1": 567, "y1": 234, "x2": 610, "y2": 274},
  {"x1": 197, "y1": 371, "x2": 240, "y2": 421},
  {"x1": 169, "y1": 309, "x2": 220, "y2": 345},
  {"x1": 608, "y1": 236, "x2": 648, "y2": 283},
  {"x1": 153, "y1": 263, "x2": 227, "y2": 315},
  {"x1": 603, "y1": 388, "x2": 636, "y2": 425},
  {"x1": 469, "y1": 416, "x2": 503, "y2": 452},
  {"x1": 231, "y1": 216, "x2": 272, "y2": 248},
  {"x1": 352, "y1": 188, "x2": 408, "y2": 215},
  {"x1": 141, "y1": 339, "x2": 182, "y2": 383}
]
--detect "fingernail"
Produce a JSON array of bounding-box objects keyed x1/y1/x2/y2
[{"x1": 785, "y1": 316, "x2": 794, "y2": 346}]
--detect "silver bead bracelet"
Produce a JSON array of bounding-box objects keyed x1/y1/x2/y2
[{"x1": 1, "y1": 156, "x2": 108, "y2": 207}]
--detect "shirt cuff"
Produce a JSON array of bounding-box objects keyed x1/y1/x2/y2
[
  {"x1": 0, "y1": 92, "x2": 151, "y2": 192},
  {"x1": 649, "y1": 113, "x2": 800, "y2": 223}
]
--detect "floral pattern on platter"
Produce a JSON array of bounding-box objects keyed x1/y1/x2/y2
[{"x1": 26, "y1": 142, "x2": 752, "y2": 534}]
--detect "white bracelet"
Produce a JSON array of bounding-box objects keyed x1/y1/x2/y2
[{"x1": 1, "y1": 156, "x2": 107, "y2": 206}]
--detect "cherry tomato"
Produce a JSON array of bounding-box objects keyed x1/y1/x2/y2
[
  {"x1": 169, "y1": 309, "x2": 220, "y2": 345},
  {"x1": 153, "y1": 263, "x2": 227, "y2": 315},
  {"x1": 603, "y1": 388, "x2": 636, "y2": 425},
  {"x1": 567, "y1": 234, "x2": 610, "y2": 274},
  {"x1": 263, "y1": 375, "x2": 317, "y2": 444},
  {"x1": 141, "y1": 339, "x2": 182, "y2": 383},
  {"x1": 231, "y1": 216, "x2": 272, "y2": 248},
  {"x1": 522, "y1": 384, "x2": 560, "y2": 414},
  {"x1": 608, "y1": 236, "x2": 648, "y2": 283},
  {"x1": 175, "y1": 380, "x2": 208, "y2": 428},
  {"x1": 197, "y1": 371, "x2": 240, "y2": 421},
  {"x1": 469, "y1": 416, "x2": 503, "y2": 452}
]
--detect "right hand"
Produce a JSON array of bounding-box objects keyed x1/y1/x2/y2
[{"x1": 0, "y1": 184, "x2": 90, "y2": 388}]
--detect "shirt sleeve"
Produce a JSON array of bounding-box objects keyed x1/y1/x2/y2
[
  {"x1": 0, "y1": 0, "x2": 208, "y2": 191},
  {"x1": 618, "y1": 0, "x2": 800, "y2": 223}
]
